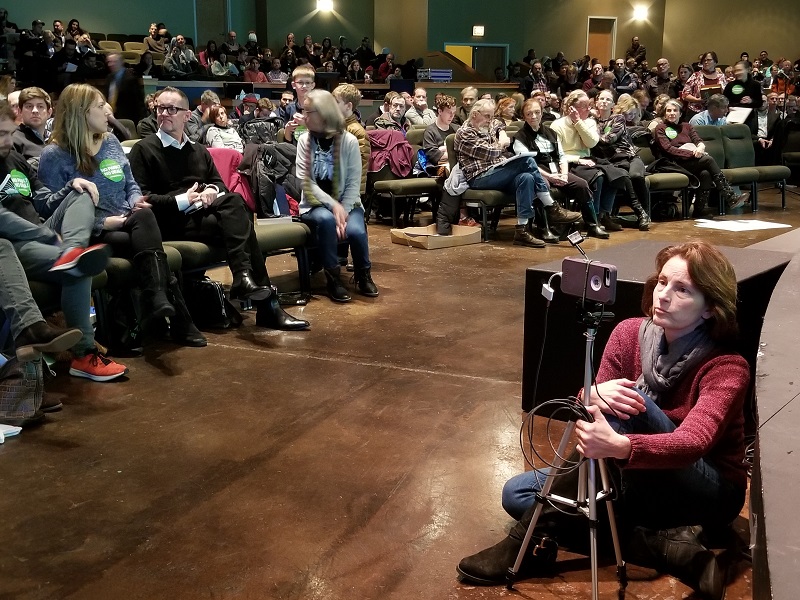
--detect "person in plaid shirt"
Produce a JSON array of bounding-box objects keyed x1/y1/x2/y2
[{"x1": 453, "y1": 99, "x2": 581, "y2": 248}]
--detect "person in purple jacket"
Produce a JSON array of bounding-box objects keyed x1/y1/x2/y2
[{"x1": 457, "y1": 241, "x2": 746, "y2": 600}]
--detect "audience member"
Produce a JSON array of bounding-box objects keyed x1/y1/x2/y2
[
  {"x1": 550, "y1": 90, "x2": 620, "y2": 237},
  {"x1": 625, "y1": 36, "x2": 647, "y2": 65},
  {"x1": 220, "y1": 31, "x2": 240, "y2": 56},
  {"x1": 374, "y1": 92, "x2": 408, "y2": 131},
  {"x1": 422, "y1": 93, "x2": 459, "y2": 176},
  {"x1": 645, "y1": 58, "x2": 674, "y2": 99},
  {"x1": 653, "y1": 99, "x2": 748, "y2": 216},
  {"x1": 134, "y1": 51, "x2": 161, "y2": 78},
  {"x1": 38, "y1": 84, "x2": 207, "y2": 353},
  {"x1": 404, "y1": 88, "x2": 436, "y2": 126},
  {"x1": 689, "y1": 93, "x2": 729, "y2": 126},
  {"x1": 347, "y1": 59, "x2": 365, "y2": 83},
  {"x1": 267, "y1": 58, "x2": 288, "y2": 83},
  {"x1": 0, "y1": 98, "x2": 123, "y2": 384},
  {"x1": 582, "y1": 63, "x2": 605, "y2": 92},
  {"x1": 12, "y1": 87, "x2": 51, "y2": 168},
  {"x1": 205, "y1": 106, "x2": 244, "y2": 152},
  {"x1": 354, "y1": 37, "x2": 376, "y2": 69},
  {"x1": 612, "y1": 57, "x2": 640, "y2": 94},
  {"x1": 682, "y1": 51, "x2": 727, "y2": 119},
  {"x1": 143, "y1": 23, "x2": 166, "y2": 54},
  {"x1": 282, "y1": 65, "x2": 316, "y2": 142},
  {"x1": 511, "y1": 97, "x2": 593, "y2": 241},
  {"x1": 332, "y1": 83, "x2": 370, "y2": 197},
  {"x1": 724, "y1": 60, "x2": 763, "y2": 133},
  {"x1": 453, "y1": 86, "x2": 478, "y2": 126},
  {"x1": 453, "y1": 99, "x2": 582, "y2": 248},
  {"x1": 197, "y1": 40, "x2": 217, "y2": 71},
  {"x1": 244, "y1": 56, "x2": 267, "y2": 82},
  {"x1": 128, "y1": 86, "x2": 308, "y2": 330},
  {"x1": 377, "y1": 52, "x2": 395, "y2": 82}
]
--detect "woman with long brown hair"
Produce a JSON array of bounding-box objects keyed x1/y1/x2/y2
[{"x1": 38, "y1": 84, "x2": 205, "y2": 349}]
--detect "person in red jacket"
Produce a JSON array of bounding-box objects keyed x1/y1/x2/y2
[{"x1": 457, "y1": 240, "x2": 747, "y2": 600}]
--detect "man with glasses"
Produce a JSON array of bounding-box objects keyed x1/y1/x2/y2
[
  {"x1": 282, "y1": 65, "x2": 316, "y2": 142},
  {"x1": 128, "y1": 87, "x2": 309, "y2": 331},
  {"x1": 374, "y1": 92, "x2": 408, "y2": 132},
  {"x1": 453, "y1": 99, "x2": 582, "y2": 248},
  {"x1": 645, "y1": 58, "x2": 675, "y2": 100}
]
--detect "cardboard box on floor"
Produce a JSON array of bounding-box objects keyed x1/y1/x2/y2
[{"x1": 390, "y1": 224, "x2": 482, "y2": 249}]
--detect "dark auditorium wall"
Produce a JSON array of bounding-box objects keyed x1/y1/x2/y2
[
  {"x1": 265, "y1": 0, "x2": 374, "y2": 56},
  {"x1": 14, "y1": 1, "x2": 195, "y2": 43},
  {"x1": 15, "y1": 0, "x2": 798, "y2": 73}
]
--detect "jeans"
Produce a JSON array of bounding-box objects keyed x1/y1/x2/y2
[
  {"x1": 0, "y1": 239, "x2": 43, "y2": 340},
  {"x1": 469, "y1": 156, "x2": 548, "y2": 221},
  {"x1": 301, "y1": 206, "x2": 370, "y2": 271},
  {"x1": 502, "y1": 389, "x2": 744, "y2": 529},
  {"x1": 14, "y1": 192, "x2": 97, "y2": 356}
]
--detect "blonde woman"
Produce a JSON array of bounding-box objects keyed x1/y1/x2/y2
[
  {"x1": 592, "y1": 89, "x2": 651, "y2": 230},
  {"x1": 38, "y1": 83, "x2": 206, "y2": 348},
  {"x1": 296, "y1": 89, "x2": 378, "y2": 302}
]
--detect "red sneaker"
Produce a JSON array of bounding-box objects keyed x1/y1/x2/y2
[
  {"x1": 50, "y1": 245, "x2": 110, "y2": 277},
  {"x1": 69, "y1": 351, "x2": 128, "y2": 382}
]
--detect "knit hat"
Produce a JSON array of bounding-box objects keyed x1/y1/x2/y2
[
  {"x1": 248, "y1": 32, "x2": 257, "y2": 43},
  {"x1": 242, "y1": 93, "x2": 259, "y2": 104}
]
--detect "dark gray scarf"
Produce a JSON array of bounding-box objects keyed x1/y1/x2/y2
[{"x1": 636, "y1": 318, "x2": 715, "y2": 404}]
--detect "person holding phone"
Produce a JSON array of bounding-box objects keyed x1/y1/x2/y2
[{"x1": 38, "y1": 83, "x2": 206, "y2": 348}]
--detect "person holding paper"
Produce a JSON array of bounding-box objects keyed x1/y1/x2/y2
[
  {"x1": 681, "y1": 51, "x2": 727, "y2": 120},
  {"x1": 128, "y1": 86, "x2": 309, "y2": 331},
  {"x1": 38, "y1": 84, "x2": 207, "y2": 348},
  {"x1": 723, "y1": 61, "x2": 763, "y2": 134}
]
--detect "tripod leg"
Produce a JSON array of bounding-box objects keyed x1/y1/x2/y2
[
  {"x1": 599, "y1": 459, "x2": 628, "y2": 590},
  {"x1": 506, "y1": 420, "x2": 577, "y2": 589}
]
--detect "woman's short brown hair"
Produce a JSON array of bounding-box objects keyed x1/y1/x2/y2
[{"x1": 641, "y1": 241, "x2": 739, "y2": 342}]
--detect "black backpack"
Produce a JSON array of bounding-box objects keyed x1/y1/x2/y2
[{"x1": 239, "y1": 116, "x2": 282, "y2": 145}]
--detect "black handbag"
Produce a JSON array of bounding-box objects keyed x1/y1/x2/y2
[{"x1": 183, "y1": 276, "x2": 243, "y2": 330}]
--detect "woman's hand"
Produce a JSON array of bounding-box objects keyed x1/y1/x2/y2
[
  {"x1": 576, "y1": 406, "x2": 632, "y2": 460},
  {"x1": 103, "y1": 215, "x2": 127, "y2": 231},
  {"x1": 569, "y1": 106, "x2": 581, "y2": 123},
  {"x1": 577, "y1": 158, "x2": 595, "y2": 167},
  {"x1": 585, "y1": 378, "x2": 645, "y2": 419},
  {"x1": 132, "y1": 196, "x2": 151, "y2": 212},
  {"x1": 71, "y1": 178, "x2": 99, "y2": 205},
  {"x1": 331, "y1": 203, "x2": 348, "y2": 240},
  {"x1": 693, "y1": 148, "x2": 705, "y2": 158}
]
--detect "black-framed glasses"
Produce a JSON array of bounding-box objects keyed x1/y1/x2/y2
[{"x1": 156, "y1": 105, "x2": 189, "y2": 115}]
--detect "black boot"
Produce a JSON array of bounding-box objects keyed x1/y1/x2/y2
[
  {"x1": 133, "y1": 250, "x2": 176, "y2": 322},
  {"x1": 599, "y1": 211, "x2": 623, "y2": 231},
  {"x1": 627, "y1": 525, "x2": 724, "y2": 600},
  {"x1": 166, "y1": 275, "x2": 207, "y2": 347},
  {"x1": 457, "y1": 503, "x2": 558, "y2": 585},
  {"x1": 324, "y1": 267, "x2": 351, "y2": 303},
  {"x1": 14, "y1": 322, "x2": 83, "y2": 362},
  {"x1": 229, "y1": 270, "x2": 272, "y2": 301},
  {"x1": 692, "y1": 190, "x2": 714, "y2": 219},
  {"x1": 256, "y1": 293, "x2": 310, "y2": 330},
  {"x1": 583, "y1": 204, "x2": 610, "y2": 238},
  {"x1": 514, "y1": 224, "x2": 546, "y2": 247},
  {"x1": 712, "y1": 173, "x2": 747, "y2": 210},
  {"x1": 531, "y1": 209, "x2": 559, "y2": 244},
  {"x1": 630, "y1": 195, "x2": 651, "y2": 231},
  {"x1": 354, "y1": 268, "x2": 379, "y2": 297}
]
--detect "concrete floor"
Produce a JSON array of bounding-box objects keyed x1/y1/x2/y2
[{"x1": 1, "y1": 189, "x2": 796, "y2": 600}]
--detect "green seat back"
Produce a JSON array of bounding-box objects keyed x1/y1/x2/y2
[
  {"x1": 721, "y1": 124, "x2": 756, "y2": 169},
  {"x1": 693, "y1": 125, "x2": 725, "y2": 168}
]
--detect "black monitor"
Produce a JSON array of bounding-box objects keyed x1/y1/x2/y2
[
  {"x1": 389, "y1": 78, "x2": 416, "y2": 96},
  {"x1": 315, "y1": 72, "x2": 341, "y2": 92},
  {"x1": 223, "y1": 82, "x2": 254, "y2": 99}
]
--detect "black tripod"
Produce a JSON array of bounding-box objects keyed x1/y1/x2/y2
[{"x1": 507, "y1": 307, "x2": 627, "y2": 599}]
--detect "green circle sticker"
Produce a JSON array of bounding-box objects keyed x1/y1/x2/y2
[
  {"x1": 665, "y1": 127, "x2": 678, "y2": 140},
  {"x1": 99, "y1": 159, "x2": 124, "y2": 182},
  {"x1": 731, "y1": 84, "x2": 745, "y2": 95},
  {"x1": 9, "y1": 169, "x2": 31, "y2": 197}
]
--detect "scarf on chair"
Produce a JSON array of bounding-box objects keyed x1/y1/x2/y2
[{"x1": 635, "y1": 318, "x2": 715, "y2": 404}]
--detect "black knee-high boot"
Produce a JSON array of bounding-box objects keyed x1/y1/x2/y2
[
  {"x1": 133, "y1": 250, "x2": 176, "y2": 321},
  {"x1": 166, "y1": 275, "x2": 207, "y2": 346},
  {"x1": 630, "y1": 194, "x2": 651, "y2": 231}
]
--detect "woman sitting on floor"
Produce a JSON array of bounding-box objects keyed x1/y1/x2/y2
[{"x1": 457, "y1": 240, "x2": 748, "y2": 600}]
